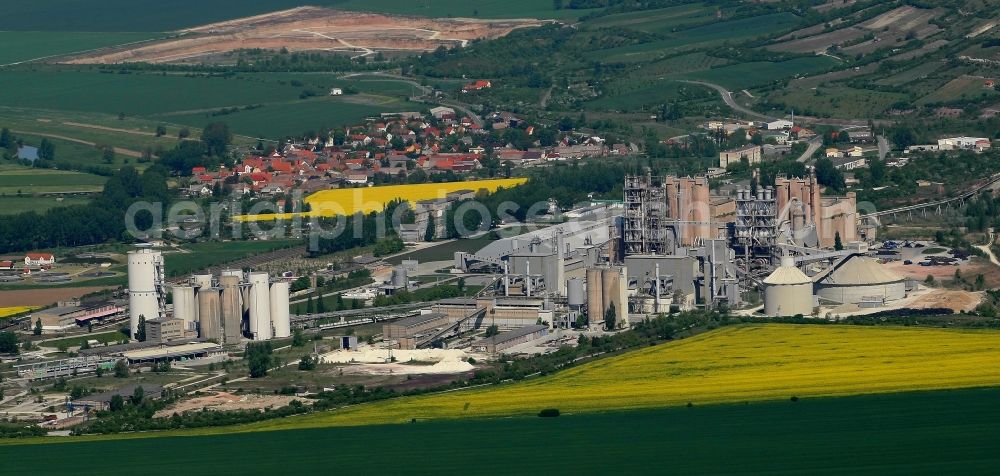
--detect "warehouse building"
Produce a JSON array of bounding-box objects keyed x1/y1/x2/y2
[
  {"x1": 813, "y1": 254, "x2": 905, "y2": 305},
  {"x1": 478, "y1": 297, "x2": 552, "y2": 329},
  {"x1": 471, "y1": 325, "x2": 549, "y2": 354},
  {"x1": 121, "y1": 341, "x2": 224, "y2": 364},
  {"x1": 72, "y1": 384, "x2": 164, "y2": 411},
  {"x1": 383, "y1": 312, "x2": 451, "y2": 349},
  {"x1": 32, "y1": 302, "x2": 125, "y2": 333}
]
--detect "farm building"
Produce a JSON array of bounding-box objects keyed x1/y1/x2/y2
[
  {"x1": 471, "y1": 325, "x2": 548, "y2": 354},
  {"x1": 813, "y1": 255, "x2": 905, "y2": 305},
  {"x1": 24, "y1": 253, "x2": 55, "y2": 267}
]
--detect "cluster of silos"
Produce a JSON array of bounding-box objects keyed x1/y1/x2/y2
[
  {"x1": 762, "y1": 256, "x2": 814, "y2": 317},
  {"x1": 171, "y1": 270, "x2": 291, "y2": 342},
  {"x1": 127, "y1": 246, "x2": 165, "y2": 338},
  {"x1": 585, "y1": 266, "x2": 628, "y2": 330}
]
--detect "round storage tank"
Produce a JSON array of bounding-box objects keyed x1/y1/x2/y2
[
  {"x1": 219, "y1": 275, "x2": 243, "y2": 343},
  {"x1": 198, "y1": 288, "x2": 222, "y2": 340},
  {"x1": 392, "y1": 266, "x2": 408, "y2": 288},
  {"x1": 127, "y1": 248, "x2": 161, "y2": 337},
  {"x1": 192, "y1": 274, "x2": 213, "y2": 289},
  {"x1": 171, "y1": 285, "x2": 198, "y2": 326},
  {"x1": 567, "y1": 278, "x2": 584, "y2": 308},
  {"x1": 586, "y1": 268, "x2": 604, "y2": 321},
  {"x1": 763, "y1": 257, "x2": 814, "y2": 317},
  {"x1": 815, "y1": 255, "x2": 905, "y2": 304},
  {"x1": 247, "y1": 272, "x2": 272, "y2": 340},
  {"x1": 269, "y1": 281, "x2": 291, "y2": 339}
]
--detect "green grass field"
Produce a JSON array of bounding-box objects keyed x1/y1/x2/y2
[
  {"x1": 584, "y1": 3, "x2": 717, "y2": 34},
  {"x1": 387, "y1": 235, "x2": 494, "y2": 264},
  {"x1": 3, "y1": 388, "x2": 999, "y2": 474},
  {"x1": 0, "y1": 71, "x2": 307, "y2": 116},
  {"x1": 0, "y1": 164, "x2": 107, "y2": 195},
  {"x1": 159, "y1": 95, "x2": 417, "y2": 139},
  {"x1": 592, "y1": 12, "x2": 803, "y2": 63},
  {"x1": 0, "y1": 71, "x2": 422, "y2": 139},
  {"x1": 0, "y1": 32, "x2": 160, "y2": 65},
  {"x1": 0, "y1": 196, "x2": 91, "y2": 215},
  {"x1": 677, "y1": 56, "x2": 838, "y2": 90},
  {"x1": 163, "y1": 240, "x2": 301, "y2": 277},
  {"x1": 40, "y1": 331, "x2": 127, "y2": 349}
]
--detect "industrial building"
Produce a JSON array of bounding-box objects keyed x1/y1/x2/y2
[
  {"x1": 383, "y1": 312, "x2": 452, "y2": 349},
  {"x1": 31, "y1": 301, "x2": 124, "y2": 333},
  {"x1": 166, "y1": 269, "x2": 291, "y2": 343},
  {"x1": 72, "y1": 384, "x2": 164, "y2": 411},
  {"x1": 429, "y1": 171, "x2": 904, "y2": 341},
  {"x1": 471, "y1": 325, "x2": 549, "y2": 354},
  {"x1": 126, "y1": 247, "x2": 291, "y2": 344}
]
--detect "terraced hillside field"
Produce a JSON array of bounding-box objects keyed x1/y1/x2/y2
[{"x1": 242, "y1": 323, "x2": 1000, "y2": 431}]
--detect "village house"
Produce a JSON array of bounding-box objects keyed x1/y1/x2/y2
[{"x1": 24, "y1": 253, "x2": 55, "y2": 268}]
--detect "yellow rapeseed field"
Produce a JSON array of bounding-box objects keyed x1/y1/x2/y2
[
  {"x1": 0, "y1": 306, "x2": 37, "y2": 318},
  {"x1": 246, "y1": 324, "x2": 1000, "y2": 431},
  {"x1": 236, "y1": 178, "x2": 527, "y2": 221}
]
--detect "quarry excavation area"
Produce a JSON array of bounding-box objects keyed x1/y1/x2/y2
[{"x1": 65, "y1": 7, "x2": 548, "y2": 64}]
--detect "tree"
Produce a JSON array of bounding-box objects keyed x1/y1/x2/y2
[
  {"x1": 604, "y1": 305, "x2": 617, "y2": 331},
  {"x1": 113, "y1": 359, "x2": 129, "y2": 378},
  {"x1": 131, "y1": 385, "x2": 145, "y2": 405},
  {"x1": 155, "y1": 125, "x2": 167, "y2": 137},
  {"x1": 33, "y1": 318, "x2": 42, "y2": 336},
  {"x1": 102, "y1": 147, "x2": 115, "y2": 164},
  {"x1": 246, "y1": 342, "x2": 273, "y2": 378},
  {"x1": 202, "y1": 122, "x2": 232, "y2": 157},
  {"x1": 0, "y1": 332, "x2": 19, "y2": 354},
  {"x1": 975, "y1": 274, "x2": 986, "y2": 291},
  {"x1": 306, "y1": 295, "x2": 315, "y2": 314},
  {"x1": 292, "y1": 328, "x2": 306, "y2": 347},
  {"x1": 38, "y1": 138, "x2": 55, "y2": 160},
  {"x1": 136, "y1": 315, "x2": 147, "y2": 342},
  {"x1": 298, "y1": 355, "x2": 317, "y2": 371},
  {"x1": 109, "y1": 394, "x2": 125, "y2": 412},
  {"x1": 178, "y1": 127, "x2": 190, "y2": 139},
  {"x1": 925, "y1": 274, "x2": 935, "y2": 285},
  {"x1": 424, "y1": 216, "x2": 435, "y2": 241},
  {"x1": 814, "y1": 158, "x2": 845, "y2": 192},
  {"x1": 484, "y1": 324, "x2": 499, "y2": 337},
  {"x1": 95, "y1": 365, "x2": 104, "y2": 377},
  {"x1": 457, "y1": 278, "x2": 466, "y2": 292},
  {"x1": 834, "y1": 231, "x2": 843, "y2": 251},
  {"x1": 315, "y1": 290, "x2": 326, "y2": 313}
]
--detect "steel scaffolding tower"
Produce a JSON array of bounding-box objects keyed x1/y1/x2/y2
[
  {"x1": 623, "y1": 174, "x2": 671, "y2": 255},
  {"x1": 733, "y1": 186, "x2": 778, "y2": 270}
]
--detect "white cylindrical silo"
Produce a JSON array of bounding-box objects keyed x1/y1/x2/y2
[
  {"x1": 567, "y1": 277, "x2": 584, "y2": 309},
  {"x1": 171, "y1": 285, "x2": 198, "y2": 327},
  {"x1": 392, "y1": 267, "x2": 408, "y2": 288},
  {"x1": 192, "y1": 274, "x2": 213, "y2": 289},
  {"x1": 128, "y1": 248, "x2": 162, "y2": 338},
  {"x1": 198, "y1": 287, "x2": 222, "y2": 341},
  {"x1": 247, "y1": 272, "x2": 272, "y2": 340},
  {"x1": 269, "y1": 281, "x2": 291, "y2": 339},
  {"x1": 763, "y1": 256, "x2": 814, "y2": 316}
]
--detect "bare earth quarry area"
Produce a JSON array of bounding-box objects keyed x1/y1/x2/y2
[{"x1": 65, "y1": 6, "x2": 548, "y2": 64}]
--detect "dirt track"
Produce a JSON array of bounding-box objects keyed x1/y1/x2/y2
[{"x1": 66, "y1": 7, "x2": 547, "y2": 64}]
